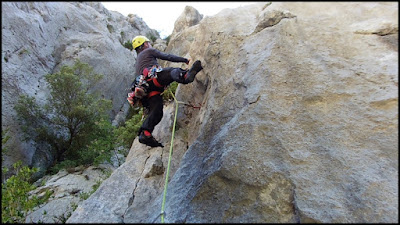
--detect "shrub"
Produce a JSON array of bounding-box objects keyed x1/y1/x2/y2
[
  {"x1": 78, "y1": 118, "x2": 115, "y2": 166},
  {"x1": 2, "y1": 162, "x2": 39, "y2": 223},
  {"x1": 14, "y1": 60, "x2": 113, "y2": 174},
  {"x1": 2, "y1": 128, "x2": 10, "y2": 158},
  {"x1": 146, "y1": 31, "x2": 158, "y2": 42},
  {"x1": 123, "y1": 40, "x2": 133, "y2": 51},
  {"x1": 114, "y1": 108, "x2": 143, "y2": 148},
  {"x1": 79, "y1": 179, "x2": 102, "y2": 201},
  {"x1": 2, "y1": 133, "x2": 51, "y2": 223},
  {"x1": 48, "y1": 160, "x2": 77, "y2": 174},
  {"x1": 162, "y1": 81, "x2": 178, "y2": 101}
]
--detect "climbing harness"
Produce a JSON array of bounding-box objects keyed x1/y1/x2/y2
[{"x1": 130, "y1": 65, "x2": 164, "y2": 100}]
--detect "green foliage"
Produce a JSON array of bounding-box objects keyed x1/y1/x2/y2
[
  {"x1": 123, "y1": 40, "x2": 133, "y2": 51},
  {"x1": 14, "y1": 60, "x2": 113, "y2": 174},
  {"x1": 70, "y1": 202, "x2": 78, "y2": 211},
  {"x1": 114, "y1": 108, "x2": 143, "y2": 148},
  {"x1": 162, "y1": 81, "x2": 178, "y2": 101},
  {"x1": 2, "y1": 128, "x2": 51, "y2": 223},
  {"x1": 78, "y1": 191, "x2": 91, "y2": 201},
  {"x1": 53, "y1": 212, "x2": 72, "y2": 223},
  {"x1": 146, "y1": 31, "x2": 158, "y2": 42},
  {"x1": 107, "y1": 24, "x2": 114, "y2": 33},
  {"x1": 2, "y1": 129, "x2": 11, "y2": 183},
  {"x1": 79, "y1": 179, "x2": 102, "y2": 201},
  {"x1": 14, "y1": 96, "x2": 45, "y2": 143},
  {"x1": 78, "y1": 118, "x2": 115, "y2": 166},
  {"x1": 2, "y1": 128, "x2": 11, "y2": 159},
  {"x1": 48, "y1": 160, "x2": 77, "y2": 175},
  {"x1": 1, "y1": 161, "x2": 51, "y2": 223},
  {"x1": 164, "y1": 35, "x2": 171, "y2": 46},
  {"x1": 19, "y1": 49, "x2": 30, "y2": 56}
]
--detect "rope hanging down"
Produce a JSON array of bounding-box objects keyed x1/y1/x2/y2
[
  {"x1": 160, "y1": 90, "x2": 180, "y2": 223},
  {"x1": 159, "y1": 90, "x2": 201, "y2": 223}
]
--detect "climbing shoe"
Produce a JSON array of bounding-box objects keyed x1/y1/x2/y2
[
  {"x1": 139, "y1": 131, "x2": 164, "y2": 148},
  {"x1": 184, "y1": 60, "x2": 203, "y2": 83}
]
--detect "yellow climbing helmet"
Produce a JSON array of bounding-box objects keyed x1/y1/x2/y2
[{"x1": 132, "y1": 36, "x2": 150, "y2": 49}]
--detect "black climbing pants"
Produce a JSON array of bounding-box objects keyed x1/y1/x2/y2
[
  {"x1": 138, "y1": 67, "x2": 191, "y2": 135},
  {"x1": 156, "y1": 67, "x2": 189, "y2": 85},
  {"x1": 139, "y1": 94, "x2": 164, "y2": 134}
]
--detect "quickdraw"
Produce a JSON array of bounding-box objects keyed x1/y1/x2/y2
[{"x1": 147, "y1": 65, "x2": 163, "y2": 78}]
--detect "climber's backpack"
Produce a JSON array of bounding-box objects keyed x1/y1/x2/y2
[{"x1": 131, "y1": 65, "x2": 164, "y2": 99}]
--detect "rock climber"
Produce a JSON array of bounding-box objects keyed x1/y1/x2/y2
[{"x1": 127, "y1": 35, "x2": 203, "y2": 147}]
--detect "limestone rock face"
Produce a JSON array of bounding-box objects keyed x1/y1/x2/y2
[
  {"x1": 67, "y1": 2, "x2": 397, "y2": 223},
  {"x1": 67, "y1": 102, "x2": 188, "y2": 223},
  {"x1": 172, "y1": 6, "x2": 203, "y2": 35},
  {"x1": 1, "y1": 2, "x2": 158, "y2": 172},
  {"x1": 25, "y1": 164, "x2": 114, "y2": 223},
  {"x1": 152, "y1": 38, "x2": 167, "y2": 52}
]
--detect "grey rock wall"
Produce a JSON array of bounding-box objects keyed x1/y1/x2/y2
[
  {"x1": 67, "y1": 2, "x2": 398, "y2": 223},
  {"x1": 1, "y1": 2, "x2": 158, "y2": 172},
  {"x1": 25, "y1": 164, "x2": 115, "y2": 223}
]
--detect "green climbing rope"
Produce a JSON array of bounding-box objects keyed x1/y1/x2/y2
[{"x1": 160, "y1": 90, "x2": 181, "y2": 223}]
